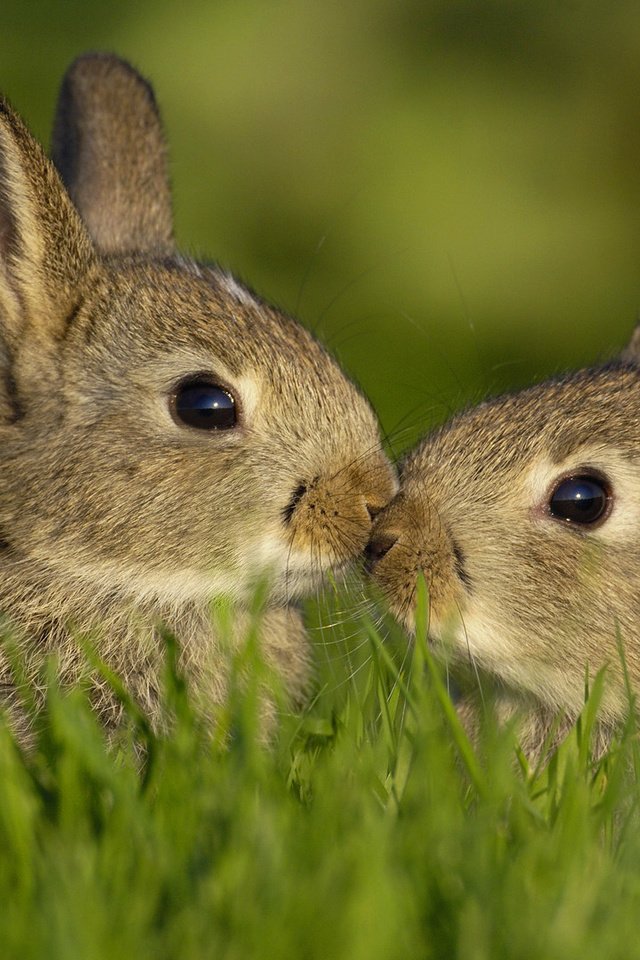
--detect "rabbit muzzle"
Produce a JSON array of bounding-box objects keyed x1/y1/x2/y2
[
  {"x1": 366, "y1": 488, "x2": 464, "y2": 637},
  {"x1": 279, "y1": 449, "x2": 397, "y2": 597}
]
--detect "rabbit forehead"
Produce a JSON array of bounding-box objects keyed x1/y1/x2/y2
[
  {"x1": 69, "y1": 260, "x2": 364, "y2": 410},
  {"x1": 75, "y1": 261, "x2": 289, "y2": 370},
  {"x1": 405, "y1": 364, "x2": 640, "y2": 488}
]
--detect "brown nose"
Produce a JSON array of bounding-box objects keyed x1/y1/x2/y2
[
  {"x1": 364, "y1": 533, "x2": 398, "y2": 572},
  {"x1": 366, "y1": 501, "x2": 385, "y2": 522}
]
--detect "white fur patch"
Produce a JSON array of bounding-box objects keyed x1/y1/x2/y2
[
  {"x1": 217, "y1": 271, "x2": 256, "y2": 307},
  {"x1": 57, "y1": 559, "x2": 243, "y2": 606},
  {"x1": 234, "y1": 373, "x2": 261, "y2": 421},
  {"x1": 55, "y1": 527, "x2": 330, "y2": 609}
]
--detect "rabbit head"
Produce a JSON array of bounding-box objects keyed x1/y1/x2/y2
[
  {"x1": 368, "y1": 346, "x2": 640, "y2": 726},
  {"x1": 0, "y1": 54, "x2": 396, "y2": 634}
]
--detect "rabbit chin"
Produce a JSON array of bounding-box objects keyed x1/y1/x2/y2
[
  {"x1": 405, "y1": 602, "x2": 628, "y2": 723},
  {"x1": 45, "y1": 534, "x2": 351, "y2": 609}
]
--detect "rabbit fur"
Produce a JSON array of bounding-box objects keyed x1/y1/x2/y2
[
  {"x1": 369, "y1": 347, "x2": 640, "y2": 759},
  {"x1": 0, "y1": 53, "x2": 396, "y2": 736}
]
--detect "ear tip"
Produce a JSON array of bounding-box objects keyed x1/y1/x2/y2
[
  {"x1": 0, "y1": 96, "x2": 21, "y2": 121},
  {"x1": 60, "y1": 52, "x2": 158, "y2": 110},
  {"x1": 64, "y1": 51, "x2": 142, "y2": 78},
  {"x1": 0, "y1": 96, "x2": 36, "y2": 150}
]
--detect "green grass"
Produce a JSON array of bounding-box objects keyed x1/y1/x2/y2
[{"x1": 1, "y1": 594, "x2": 640, "y2": 960}]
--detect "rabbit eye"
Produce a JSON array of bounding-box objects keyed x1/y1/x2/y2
[
  {"x1": 548, "y1": 473, "x2": 611, "y2": 526},
  {"x1": 171, "y1": 378, "x2": 236, "y2": 430}
]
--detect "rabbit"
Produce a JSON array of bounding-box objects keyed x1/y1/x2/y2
[
  {"x1": 0, "y1": 53, "x2": 397, "y2": 738},
  {"x1": 366, "y1": 332, "x2": 640, "y2": 760}
]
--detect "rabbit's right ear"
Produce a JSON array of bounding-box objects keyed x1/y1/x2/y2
[
  {"x1": 51, "y1": 53, "x2": 175, "y2": 257},
  {"x1": 0, "y1": 97, "x2": 95, "y2": 419}
]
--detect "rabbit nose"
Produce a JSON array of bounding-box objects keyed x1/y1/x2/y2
[
  {"x1": 366, "y1": 501, "x2": 384, "y2": 522},
  {"x1": 364, "y1": 532, "x2": 398, "y2": 572}
]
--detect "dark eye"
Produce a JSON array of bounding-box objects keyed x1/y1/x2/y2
[
  {"x1": 171, "y1": 378, "x2": 237, "y2": 430},
  {"x1": 548, "y1": 473, "x2": 611, "y2": 526}
]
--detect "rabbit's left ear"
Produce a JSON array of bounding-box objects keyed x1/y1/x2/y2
[
  {"x1": 51, "y1": 53, "x2": 175, "y2": 257},
  {"x1": 620, "y1": 324, "x2": 640, "y2": 365},
  {"x1": 0, "y1": 97, "x2": 94, "y2": 349}
]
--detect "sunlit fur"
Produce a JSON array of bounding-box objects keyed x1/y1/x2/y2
[
  {"x1": 0, "y1": 54, "x2": 396, "y2": 738},
  {"x1": 371, "y1": 364, "x2": 640, "y2": 758}
]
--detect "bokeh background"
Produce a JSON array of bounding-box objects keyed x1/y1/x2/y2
[{"x1": 4, "y1": 0, "x2": 640, "y2": 452}]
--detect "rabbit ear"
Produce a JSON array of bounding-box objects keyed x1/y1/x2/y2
[
  {"x1": 51, "y1": 53, "x2": 175, "y2": 256},
  {"x1": 620, "y1": 325, "x2": 640, "y2": 365},
  {"x1": 0, "y1": 97, "x2": 94, "y2": 358}
]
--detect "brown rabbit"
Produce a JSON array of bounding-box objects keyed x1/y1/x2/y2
[
  {"x1": 367, "y1": 335, "x2": 640, "y2": 759},
  {"x1": 0, "y1": 53, "x2": 396, "y2": 736}
]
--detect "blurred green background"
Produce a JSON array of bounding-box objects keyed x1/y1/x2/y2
[{"x1": 3, "y1": 0, "x2": 640, "y2": 451}]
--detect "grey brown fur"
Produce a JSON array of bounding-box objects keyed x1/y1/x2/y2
[
  {"x1": 0, "y1": 54, "x2": 396, "y2": 738},
  {"x1": 370, "y1": 347, "x2": 640, "y2": 760}
]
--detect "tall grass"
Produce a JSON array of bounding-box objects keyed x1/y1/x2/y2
[{"x1": 0, "y1": 597, "x2": 639, "y2": 960}]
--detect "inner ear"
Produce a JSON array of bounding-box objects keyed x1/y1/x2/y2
[{"x1": 51, "y1": 53, "x2": 175, "y2": 257}]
